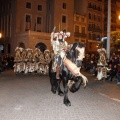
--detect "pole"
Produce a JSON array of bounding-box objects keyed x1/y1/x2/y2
[{"x1": 107, "y1": 0, "x2": 111, "y2": 59}]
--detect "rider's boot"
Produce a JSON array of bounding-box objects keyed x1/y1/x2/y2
[{"x1": 56, "y1": 65, "x2": 60, "y2": 79}]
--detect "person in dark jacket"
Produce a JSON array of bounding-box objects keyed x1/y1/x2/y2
[
  {"x1": 107, "y1": 64, "x2": 118, "y2": 81},
  {"x1": 117, "y1": 64, "x2": 120, "y2": 84}
]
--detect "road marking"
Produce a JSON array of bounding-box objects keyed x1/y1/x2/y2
[{"x1": 99, "y1": 92, "x2": 120, "y2": 103}]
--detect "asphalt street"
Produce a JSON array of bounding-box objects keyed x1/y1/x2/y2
[{"x1": 0, "y1": 69, "x2": 120, "y2": 120}]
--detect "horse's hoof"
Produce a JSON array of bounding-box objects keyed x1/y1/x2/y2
[
  {"x1": 51, "y1": 89, "x2": 56, "y2": 94},
  {"x1": 64, "y1": 102, "x2": 71, "y2": 106},
  {"x1": 58, "y1": 91, "x2": 64, "y2": 96},
  {"x1": 51, "y1": 90, "x2": 56, "y2": 94},
  {"x1": 64, "y1": 100, "x2": 71, "y2": 106}
]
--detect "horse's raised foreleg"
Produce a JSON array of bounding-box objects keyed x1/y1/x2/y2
[
  {"x1": 67, "y1": 77, "x2": 83, "y2": 93},
  {"x1": 63, "y1": 80, "x2": 71, "y2": 106}
]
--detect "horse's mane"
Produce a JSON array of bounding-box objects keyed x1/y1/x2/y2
[{"x1": 66, "y1": 42, "x2": 85, "y2": 61}]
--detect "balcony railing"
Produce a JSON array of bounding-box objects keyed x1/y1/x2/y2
[
  {"x1": 88, "y1": 27, "x2": 102, "y2": 33},
  {"x1": 74, "y1": 32, "x2": 87, "y2": 38}
]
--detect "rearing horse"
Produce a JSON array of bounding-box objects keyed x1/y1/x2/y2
[{"x1": 49, "y1": 42, "x2": 88, "y2": 106}]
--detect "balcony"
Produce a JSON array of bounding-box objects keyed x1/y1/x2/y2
[
  {"x1": 88, "y1": 27, "x2": 93, "y2": 31},
  {"x1": 74, "y1": 32, "x2": 87, "y2": 38},
  {"x1": 88, "y1": 27, "x2": 102, "y2": 33}
]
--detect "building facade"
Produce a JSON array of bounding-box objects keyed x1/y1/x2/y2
[
  {"x1": 0, "y1": 0, "x2": 75, "y2": 55},
  {"x1": 104, "y1": 0, "x2": 120, "y2": 35},
  {"x1": 1, "y1": 0, "x2": 119, "y2": 55},
  {"x1": 74, "y1": 14, "x2": 87, "y2": 44}
]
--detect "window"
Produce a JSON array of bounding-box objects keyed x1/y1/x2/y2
[
  {"x1": 26, "y1": 15, "x2": 31, "y2": 22},
  {"x1": 94, "y1": 13, "x2": 96, "y2": 20},
  {"x1": 81, "y1": 27, "x2": 85, "y2": 33},
  {"x1": 2, "y1": 5, "x2": 5, "y2": 12},
  {"x1": 98, "y1": 16, "x2": 101, "y2": 22},
  {"x1": 37, "y1": 17, "x2": 41, "y2": 24},
  {"x1": 89, "y1": 13, "x2": 91, "y2": 19},
  {"x1": 93, "y1": 34, "x2": 96, "y2": 40},
  {"x1": 62, "y1": 15, "x2": 66, "y2": 23},
  {"x1": 25, "y1": 15, "x2": 31, "y2": 30},
  {"x1": 96, "y1": 35, "x2": 100, "y2": 40},
  {"x1": 48, "y1": 4, "x2": 50, "y2": 10},
  {"x1": 89, "y1": 42, "x2": 92, "y2": 50},
  {"x1": 89, "y1": 33, "x2": 91, "y2": 39},
  {"x1": 38, "y1": 5, "x2": 42, "y2": 11},
  {"x1": 76, "y1": 16, "x2": 79, "y2": 21},
  {"x1": 26, "y1": 2, "x2": 31, "y2": 9},
  {"x1": 81, "y1": 40, "x2": 85, "y2": 43},
  {"x1": 81, "y1": 18, "x2": 84, "y2": 22},
  {"x1": 88, "y1": 2, "x2": 92, "y2": 8},
  {"x1": 88, "y1": 23, "x2": 91, "y2": 28},
  {"x1": 63, "y1": 3, "x2": 66, "y2": 9},
  {"x1": 8, "y1": 2, "x2": 11, "y2": 9},
  {"x1": 75, "y1": 25, "x2": 79, "y2": 32},
  {"x1": 75, "y1": 39, "x2": 79, "y2": 42},
  {"x1": 8, "y1": 44, "x2": 10, "y2": 54}
]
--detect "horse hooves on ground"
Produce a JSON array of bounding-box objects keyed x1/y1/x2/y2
[
  {"x1": 64, "y1": 100, "x2": 71, "y2": 106},
  {"x1": 64, "y1": 102, "x2": 71, "y2": 106},
  {"x1": 58, "y1": 91, "x2": 64, "y2": 96},
  {"x1": 51, "y1": 90, "x2": 56, "y2": 94}
]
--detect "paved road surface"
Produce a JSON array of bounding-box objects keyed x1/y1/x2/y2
[{"x1": 0, "y1": 70, "x2": 120, "y2": 120}]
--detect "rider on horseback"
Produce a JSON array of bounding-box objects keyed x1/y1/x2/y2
[{"x1": 50, "y1": 27, "x2": 70, "y2": 79}]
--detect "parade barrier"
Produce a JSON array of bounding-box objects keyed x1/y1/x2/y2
[{"x1": 13, "y1": 47, "x2": 52, "y2": 75}]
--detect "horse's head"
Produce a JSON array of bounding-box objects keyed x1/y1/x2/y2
[{"x1": 67, "y1": 42, "x2": 85, "y2": 67}]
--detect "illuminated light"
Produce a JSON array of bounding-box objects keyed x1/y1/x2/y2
[
  {"x1": 0, "y1": 33, "x2": 2, "y2": 38},
  {"x1": 118, "y1": 15, "x2": 120, "y2": 20}
]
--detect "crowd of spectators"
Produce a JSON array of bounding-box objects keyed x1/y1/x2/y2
[
  {"x1": 0, "y1": 54, "x2": 14, "y2": 73},
  {"x1": 83, "y1": 52, "x2": 120, "y2": 85},
  {"x1": 0, "y1": 51, "x2": 120, "y2": 85}
]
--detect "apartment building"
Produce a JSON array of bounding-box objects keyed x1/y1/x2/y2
[
  {"x1": 87, "y1": 0, "x2": 104, "y2": 52},
  {"x1": 1, "y1": 0, "x2": 119, "y2": 55},
  {"x1": 74, "y1": 0, "x2": 104, "y2": 52},
  {"x1": 0, "y1": 0, "x2": 74, "y2": 54},
  {"x1": 104, "y1": 0, "x2": 120, "y2": 35},
  {"x1": 0, "y1": 0, "x2": 48, "y2": 54},
  {"x1": 74, "y1": 14, "x2": 87, "y2": 44}
]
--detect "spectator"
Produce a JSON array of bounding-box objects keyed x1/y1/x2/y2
[
  {"x1": 106, "y1": 64, "x2": 112, "y2": 78},
  {"x1": 117, "y1": 64, "x2": 120, "y2": 84},
  {"x1": 107, "y1": 64, "x2": 118, "y2": 81}
]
